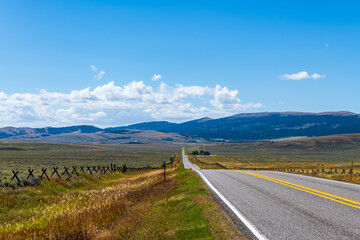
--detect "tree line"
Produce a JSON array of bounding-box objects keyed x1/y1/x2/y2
[{"x1": 192, "y1": 150, "x2": 210, "y2": 155}]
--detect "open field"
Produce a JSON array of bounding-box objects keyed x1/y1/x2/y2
[
  {"x1": 0, "y1": 156, "x2": 245, "y2": 239},
  {"x1": 188, "y1": 134, "x2": 360, "y2": 183},
  {"x1": 0, "y1": 141, "x2": 179, "y2": 180},
  {"x1": 188, "y1": 134, "x2": 360, "y2": 169}
]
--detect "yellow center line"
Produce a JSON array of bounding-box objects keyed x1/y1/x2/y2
[
  {"x1": 235, "y1": 171, "x2": 360, "y2": 210},
  {"x1": 240, "y1": 171, "x2": 360, "y2": 206}
]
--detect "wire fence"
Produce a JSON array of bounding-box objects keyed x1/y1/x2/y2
[
  {"x1": 245, "y1": 167, "x2": 359, "y2": 175},
  {"x1": 190, "y1": 153, "x2": 359, "y2": 176},
  {"x1": 192, "y1": 155, "x2": 227, "y2": 169}
]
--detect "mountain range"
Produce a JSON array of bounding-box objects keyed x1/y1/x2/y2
[{"x1": 1, "y1": 111, "x2": 360, "y2": 144}]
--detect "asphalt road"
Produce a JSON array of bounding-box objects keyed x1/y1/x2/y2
[
  {"x1": 182, "y1": 149, "x2": 360, "y2": 239},
  {"x1": 182, "y1": 147, "x2": 200, "y2": 170}
]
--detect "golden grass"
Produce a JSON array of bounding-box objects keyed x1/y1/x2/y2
[
  {"x1": 1, "y1": 151, "x2": 247, "y2": 240},
  {"x1": 0, "y1": 169, "x2": 176, "y2": 239},
  {"x1": 192, "y1": 154, "x2": 360, "y2": 171}
]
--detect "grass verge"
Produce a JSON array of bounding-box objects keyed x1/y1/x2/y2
[
  {"x1": 133, "y1": 166, "x2": 246, "y2": 239},
  {"x1": 0, "y1": 162, "x2": 246, "y2": 239}
]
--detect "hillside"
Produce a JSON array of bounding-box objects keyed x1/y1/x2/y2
[
  {"x1": 0, "y1": 128, "x2": 192, "y2": 144},
  {"x1": 1, "y1": 111, "x2": 360, "y2": 143},
  {"x1": 117, "y1": 111, "x2": 360, "y2": 141}
]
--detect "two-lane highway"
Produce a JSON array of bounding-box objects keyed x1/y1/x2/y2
[
  {"x1": 182, "y1": 148, "x2": 360, "y2": 239},
  {"x1": 182, "y1": 147, "x2": 200, "y2": 170}
]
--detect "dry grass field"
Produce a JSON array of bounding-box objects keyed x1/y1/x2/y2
[
  {"x1": 0, "y1": 155, "x2": 246, "y2": 239},
  {"x1": 0, "y1": 141, "x2": 179, "y2": 181}
]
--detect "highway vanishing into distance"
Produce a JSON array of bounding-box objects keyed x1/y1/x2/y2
[{"x1": 182, "y1": 148, "x2": 360, "y2": 240}]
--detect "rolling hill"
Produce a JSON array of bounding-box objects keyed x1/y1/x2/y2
[
  {"x1": 114, "y1": 111, "x2": 360, "y2": 141},
  {"x1": 1, "y1": 111, "x2": 360, "y2": 143},
  {"x1": 0, "y1": 127, "x2": 192, "y2": 144}
]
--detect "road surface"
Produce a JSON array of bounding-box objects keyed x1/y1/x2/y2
[
  {"x1": 182, "y1": 147, "x2": 200, "y2": 170},
  {"x1": 182, "y1": 148, "x2": 360, "y2": 240}
]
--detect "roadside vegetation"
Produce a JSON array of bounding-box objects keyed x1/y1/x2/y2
[{"x1": 0, "y1": 154, "x2": 245, "y2": 239}]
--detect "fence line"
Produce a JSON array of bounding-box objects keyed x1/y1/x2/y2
[
  {"x1": 236, "y1": 167, "x2": 359, "y2": 175},
  {"x1": 189, "y1": 153, "x2": 357, "y2": 175},
  {"x1": 0, "y1": 154, "x2": 177, "y2": 186},
  {"x1": 192, "y1": 155, "x2": 227, "y2": 169}
]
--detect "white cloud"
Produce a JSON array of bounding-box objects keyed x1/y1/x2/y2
[
  {"x1": 90, "y1": 65, "x2": 106, "y2": 80},
  {"x1": 210, "y1": 85, "x2": 263, "y2": 111},
  {"x1": 281, "y1": 71, "x2": 310, "y2": 80},
  {"x1": 151, "y1": 74, "x2": 162, "y2": 81},
  {"x1": 96, "y1": 70, "x2": 106, "y2": 80},
  {"x1": 281, "y1": 71, "x2": 325, "y2": 80},
  {"x1": 90, "y1": 65, "x2": 98, "y2": 72},
  {"x1": 311, "y1": 73, "x2": 325, "y2": 80},
  {"x1": 0, "y1": 81, "x2": 263, "y2": 127}
]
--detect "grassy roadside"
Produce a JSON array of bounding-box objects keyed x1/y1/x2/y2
[
  {"x1": 135, "y1": 166, "x2": 246, "y2": 239},
  {"x1": 0, "y1": 159, "x2": 246, "y2": 239}
]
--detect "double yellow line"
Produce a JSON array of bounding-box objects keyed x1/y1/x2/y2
[{"x1": 236, "y1": 171, "x2": 360, "y2": 210}]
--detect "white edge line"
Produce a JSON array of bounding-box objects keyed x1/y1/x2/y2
[{"x1": 194, "y1": 170, "x2": 268, "y2": 240}]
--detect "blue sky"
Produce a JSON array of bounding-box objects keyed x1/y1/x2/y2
[{"x1": 0, "y1": 0, "x2": 359, "y2": 127}]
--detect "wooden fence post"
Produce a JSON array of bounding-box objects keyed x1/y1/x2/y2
[
  {"x1": 350, "y1": 160, "x2": 354, "y2": 175},
  {"x1": 40, "y1": 168, "x2": 50, "y2": 180},
  {"x1": 27, "y1": 169, "x2": 35, "y2": 179},
  {"x1": 87, "y1": 166, "x2": 93, "y2": 175},
  {"x1": 62, "y1": 167, "x2": 71, "y2": 179},
  {"x1": 51, "y1": 167, "x2": 61, "y2": 179},
  {"x1": 71, "y1": 166, "x2": 79, "y2": 176},
  {"x1": 11, "y1": 170, "x2": 20, "y2": 183}
]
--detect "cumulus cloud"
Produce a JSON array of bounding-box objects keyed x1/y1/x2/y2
[
  {"x1": 311, "y1": 73, "x2": 325, "y2": 80},
  {"x1": 281, "y1": 71, "x2": 325, "y2": 80},
  {"x1": 151, "y1": 74, "x2": 162, "y2": 81},
  {"x1": 281, "y1": 71, "x2": 310, "y2": 80},
  {"x1": 90, "y1": 65, "x2": 106, "y2": 80},
  {"x1": 0, "y1": 81, "x2": 263, "y2": 127},
  {"x1": 209, "y1": 85, "x2": 263, "y2": 111}
]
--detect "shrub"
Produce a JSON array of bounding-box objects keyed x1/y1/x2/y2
[
  {"x1": 22, "y1": 177, "x2": 41, "y2": 186},
  {"x1": 122, "y1": 164, "x2": 127, "y2": 173}
]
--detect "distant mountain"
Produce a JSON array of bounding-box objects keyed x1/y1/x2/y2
[
  {"x1": 1, "y1": 111, "x2": 360, "y2": 143},
  {"x1": 0, "y1": 125, "x2": 102, "y2": 139},
  {"x1": 107, "y1": 117, "x2": 214, "y2": 132},
  {"x1": 0, "y1": 126, "x2": 191, "y2": 144},
  {"x1": 106, "y1": 121, "x2": 178, "y2": 132},
  {"x1": 112, "y1": 111, "x2": 360, "y2": 141}
]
